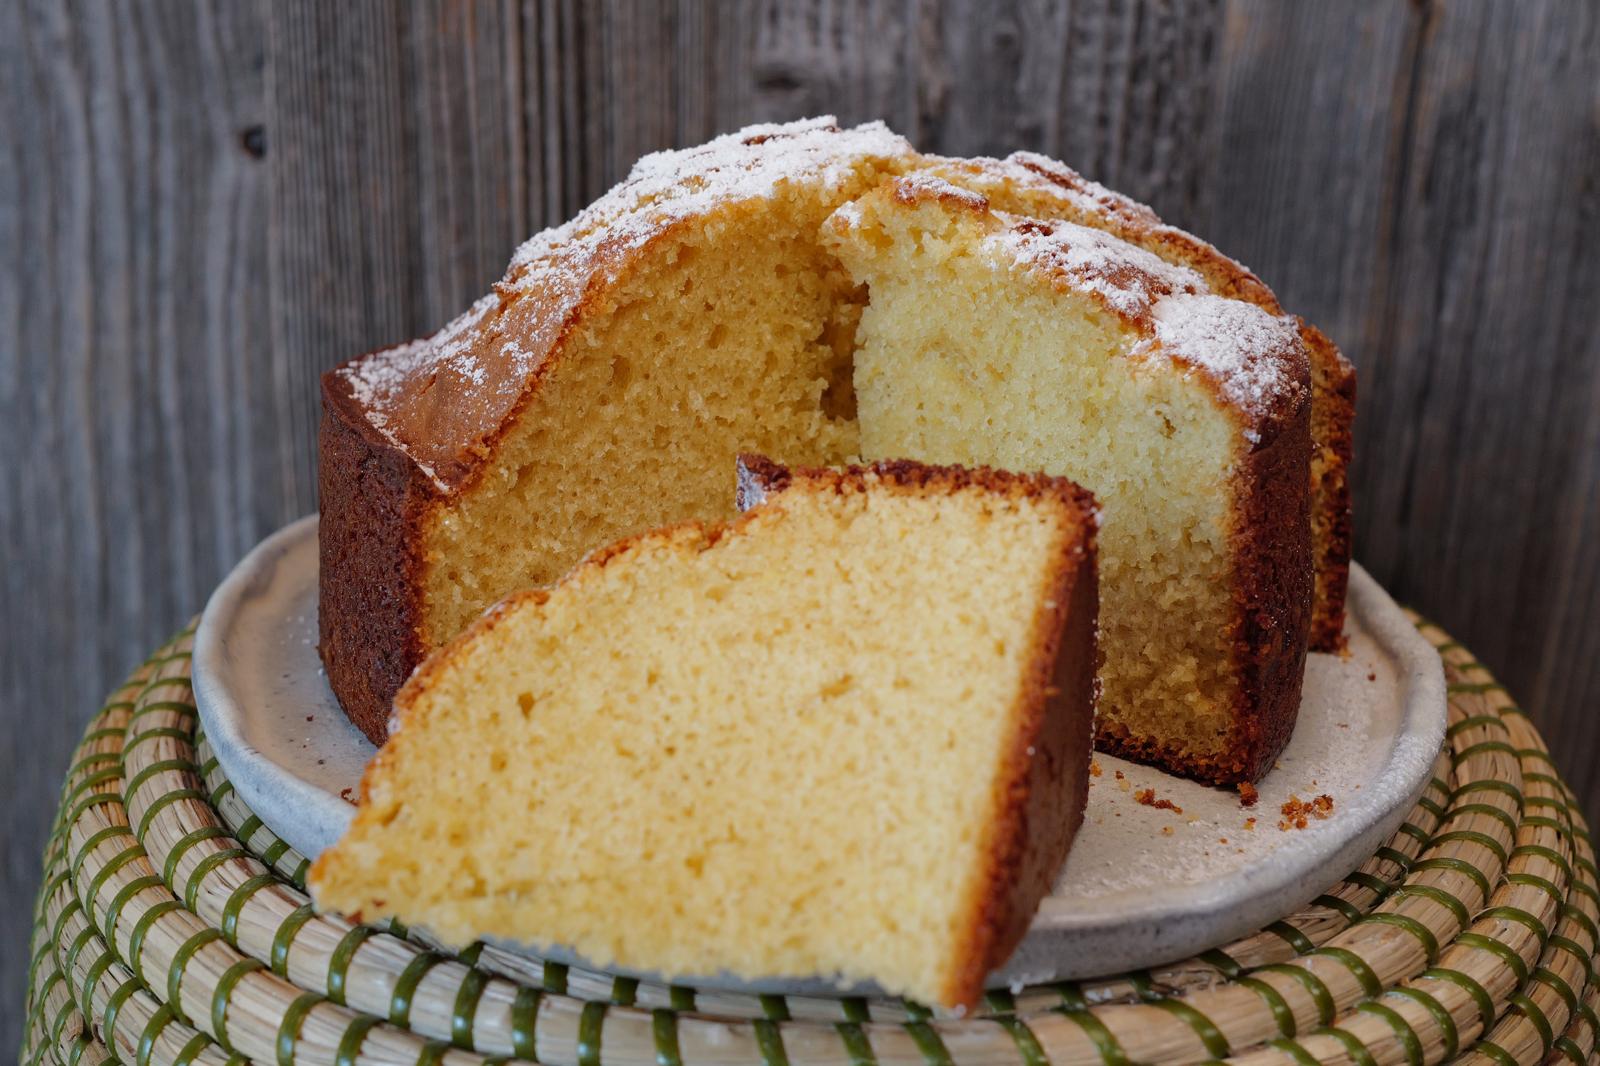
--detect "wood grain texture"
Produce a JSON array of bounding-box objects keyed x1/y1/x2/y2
[
  {"x1": 4, "y1": 0, "x2": 1597, "y2": 1050},
  {"x1": 1, "y1": 0, "x2": 271, "y2": 1049}
]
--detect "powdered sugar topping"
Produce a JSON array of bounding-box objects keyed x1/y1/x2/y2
[
  {"x1": 1002, "y1": 217, "x2": 1207, "y2": 320},
  {"x1": 1145, "y1": 294, "x2": 1305, "y2": 433},
  {"x1": 996, "y1": 217, "x2": 1303, "y2": 434},
  {"x1": 888, "y1": 172, "x2": 990, "y2": 211}
]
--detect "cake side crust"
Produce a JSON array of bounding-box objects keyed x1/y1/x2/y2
[
  {"x1": 1302, "y1": 320, "x2": 1355, "y2": 651},
  {"x1": 1220, "y1": 378, "x2": 1315, "y2": 782},
  {"x1": 949, "y1": 517, "x2": 1098, "y2": 1004},
  {"x1": 318, "y1": 370, "x2": 439, "y2": 745}
]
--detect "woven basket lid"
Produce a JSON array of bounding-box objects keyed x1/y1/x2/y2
[{"x1": 20, "y1": 618, "x2": 1600, "y2": 1066}]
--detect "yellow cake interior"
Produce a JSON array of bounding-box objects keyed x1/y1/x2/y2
[
  {"x1": 315, "y1": 477, "x2": 1087, "y2": 1006},
  {"x1": 824, "y1": 193, "x2": 1241, "y2": 768},
  {"x1": 421, "y1": 185, "x2": 878, "y2": 644}
]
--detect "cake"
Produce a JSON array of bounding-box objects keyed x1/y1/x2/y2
[
  {"x1": 823, "y1": 175, "x2": 1310, "y2": 784},
  {"x1": 309, "y1": 458, "x2": 1100, "y2": 1009},
  {"x1": 319, "y1": 116, "x2": 1345, "y2": 780}
]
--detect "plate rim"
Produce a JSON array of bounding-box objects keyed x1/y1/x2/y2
[
  {"x1": 194, "y1": 515, "x2": 1446, "y2": 990},
  {"x1": 193, "y1": 514, "x2": 354, "y2": 860}
]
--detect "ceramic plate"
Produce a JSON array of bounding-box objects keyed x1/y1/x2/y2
[{"x1": 195, "y1": 515, "x2": 1445, "y2": 990}]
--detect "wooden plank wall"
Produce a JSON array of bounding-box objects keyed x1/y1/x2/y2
[{"x1": 3, "y1": 0, "x2": 1596, "y2": 1046}]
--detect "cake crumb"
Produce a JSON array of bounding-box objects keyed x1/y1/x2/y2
[
  {"x1": 1089, "y1": 759, "x2": 1103, "y2": 778},
  {"x1": 339, "y1": 787, "x2": 357, "y2": 803},
  {"x1": 1135, "y1": 787, "x2": 1183, "y2": 814},
  {"x1": 1367, "y1": 671, "x2": 1377, "y2": 682},
  {"x1": 1337, "y1": 722, "x2": 1349, "y2": 729},
  {"x1": 1219, "y1": 837, "x2": 1229, "y2": 844},
  {"x1": 1278, "y1": 793, "x2": 1335, "y2": 830},
  {"x1": 1114, "y1": 770, "x2": 1125, "y2": 780},
  {"x1": 1244, "y1": 817, "x2": 1257, "y2": 830},
  {"x1": 1160, "y1": 825, "x2": 1174, "y2": 836},
  {"x1": 1237, "y1": 781, "x2": 1259, "y2": 807}
]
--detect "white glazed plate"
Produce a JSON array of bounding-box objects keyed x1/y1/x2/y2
[{"x1": 195, "y1": 515, "x2": 1446, "y2": 991}]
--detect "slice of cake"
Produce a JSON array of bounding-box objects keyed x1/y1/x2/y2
[
  {"x1": 822, "y1": 176, "x2": 1311, "y2": 784},
  {"x1": 309, "y1": 458, "x2": 1099, "y2": 1009},
  {"x1": 915, "y1": 152, "x2": 1354, "y2": 649}
]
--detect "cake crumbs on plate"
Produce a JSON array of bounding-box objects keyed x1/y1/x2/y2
[
  {"x1": 1160, "y1": 825, "x2": 1174, "y2": 836},
  {"x1": 1089, "y1": 758, "x2": 1103, "y2": 777},
  {"x1": 1237, "y1": 781, "x2": 1259, "y2": 807},
  {"x1": 1244, "y1": 817, "x2": 1257, "y2": 830},
  {"x1": 1135, "y1": 787, "x2": 1183, "y2": 814},
  {"x1": 1278, "y1": 793, "x2": 1335, "y2": 830}
]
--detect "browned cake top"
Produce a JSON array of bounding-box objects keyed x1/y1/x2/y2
[
  {"x1": 854, "y1": 175, "x2": 1311, "y2": 445},
  {"x1": 324, "y1": 119, "x2": 1321, "y2": 495}
]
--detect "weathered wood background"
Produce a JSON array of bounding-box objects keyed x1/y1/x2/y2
[{"x1": 4, "y1": 0, "x2": 1597, "y2": 1045}]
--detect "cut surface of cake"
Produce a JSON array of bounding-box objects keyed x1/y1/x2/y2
[
  {"x1": 823, "y1": 176, "x2": 1311, "y2": 783},
  {"x1": 309, "y1": 458, "x2": 1100, "y2": 1009}
]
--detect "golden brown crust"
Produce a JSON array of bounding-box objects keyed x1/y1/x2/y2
[
  {"x1": 318, "y1": 368, "x2": 440, "y2": 745},
  {"x1": 735, "y1": 452, "x2": 1102, "y2": 514},
  {"x1": 1302, "y1": 321, "x2": 1355, "y2": 651},
  {"x1": 1221, "y1": 379, "x2": 1314, "y2": 782}
]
